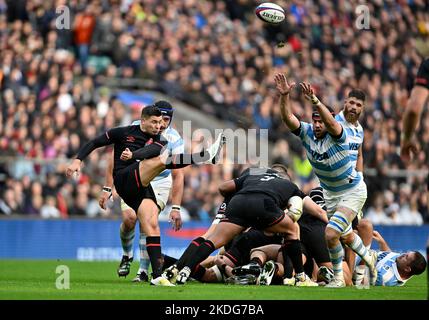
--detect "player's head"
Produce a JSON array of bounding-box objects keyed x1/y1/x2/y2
[
  {"x1": 140, "y1": 105, "x2": 163, "y2": 135},
  {"x1": 312, "y1": 106, "x2": 335, "y2": 139},
  {"x1": 271, "y1": 163, "x2": 291, "y2": 180},
  {"x1": 343, "y1": 89, "x2": 366, "y2": 123},
  {"x1": 153, "y1": 100, "x2": 174, "y2": 132},
  {"x1": 396, "y1": 251, "x2": 427, "y2": 277}
]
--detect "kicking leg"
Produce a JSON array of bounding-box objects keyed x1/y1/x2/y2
[{"x1": 137, "y1": 133, "x2": 225, "y2": 186}]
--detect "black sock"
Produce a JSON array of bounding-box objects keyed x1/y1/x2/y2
[
  {"x1": 187, "y1": 239, "x2": 216, "y2": 271},
  {"x1": 146, "y1": 236, "x2": 163, "y2": 278},
  {"x1": 303, "y1": 254, "x2": 314, "y2": 277},
  {"x1": 176, "y1": 237, "x2": 206, "y2": 269},
  {"x1": 162, "y1": 254, "x2": 178, "y2": 270},
  {"x1": 164, "y1": 151, "x2": 209, "y2": 169},
  {"x1": 191, "y1": 264, "x2": 206, "y2": 281},
  {"x1": 282, "y1": 239, "x2": 304, "y2": 275},
  {"x1": 283, "y1": 254, "x2": 294, "y2": 278},
  {"x1": 250, "y1": 257, "x2": 263, "y2": 268}
]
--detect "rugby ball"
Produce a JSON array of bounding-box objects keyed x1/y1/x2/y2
[{"x1": 255, "y1": 2, "x2": 285, "y2": 24}]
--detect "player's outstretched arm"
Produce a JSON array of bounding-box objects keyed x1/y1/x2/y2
[
  {"x1": 300, "y1": 82, "x2": 343, "y2": 137},
  {"x1": 401, "y1": 58, "x2": 429, "y2": 163},
  {"x1": 274, "y1": 73, "x2": 300, "y2": 131},
  {"x1": 372, "y1": 230, "x2": 391, "y2": 252},
  {"x1": 303, "y1": 196, "x2": 329, "y2": 223},
  {"x1": 170, "y1": 169, "x2": 184, "y2": 231},
  {"x1": 66, "y1": 131, "x2": 115, "y2": 178},
  {"x1": 400, "y1": 86, "x2": 429, "y2": 163},
  {"x1": 99, "y1": 150, "x2": 114, "y2": 210}
]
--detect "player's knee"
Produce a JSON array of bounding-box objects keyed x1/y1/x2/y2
[
  {"x1": 325, "y1": 226, "x2": 340, "y2": 245},
  {"x1": 357, "y1": 218, "x2": 372, "y2": 233},
  {"x1": 146, "y1": 221, "x2": 160, "y2": 234},
  {"x1": 340, "y1": 231, "x2": 354, "y2": 244},
  {"x1": 122, "y1": 211, "x2": 137, "y2": 230}
]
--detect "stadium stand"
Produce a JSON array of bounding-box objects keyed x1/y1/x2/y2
[{"x1": 0, "y1": 0, "x2": 428, "y2": 224}]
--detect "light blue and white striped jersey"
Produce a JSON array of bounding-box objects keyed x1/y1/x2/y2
[
  {"x1": 295, "y1": 121, "x2": 362, "y2": 193},
  {"x1": 335, "y1": 111, "x2": 364, "y2": 171},
  {"x1": 131, "y1": 120, "x2": 184, "y2": 181},
  {"x1": 375, "y1": 251, "x2": 408, "y2": 287}
]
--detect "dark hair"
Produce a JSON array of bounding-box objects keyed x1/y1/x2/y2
[
  {"x1": 271, "y1": 163, "x2": 291, "y2": 179},
  {"x1": 312, "y1": 106, "x2": 335, "y2": 119},
  {"x1": 348, "y1": 89, "x2": 366, "y2": 102},
  {"x1": 141, "y1": 105, "x2": 162, "y2": 119},
  {"x1": 410, "y1": 251, "x2": 427, "y2": 275}
]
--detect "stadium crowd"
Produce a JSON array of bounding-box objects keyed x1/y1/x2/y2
[{"x1": 0, "y1": 0, "x2": 428, "y2": 224}]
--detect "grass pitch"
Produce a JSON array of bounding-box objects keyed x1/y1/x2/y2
[{"x1": 0, "y1": 260, "x2": 427, "y2": 300}]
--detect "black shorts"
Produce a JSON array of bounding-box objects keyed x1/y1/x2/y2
[
  {"x1": 221, "y1": 194, "x2": 285, "y2": 230},
  {"x1": 224, "y1": 228, "x2": 283, "y2": 266},
  {"x1": 113, "y1": 162, "x2": 157, "y2": 213},
  {"x1": 298, "y1": 215, "x2": 330, "y2": 264},
  {"x1": 416, "y1": 58, "x2": 429, "y2": 89}
]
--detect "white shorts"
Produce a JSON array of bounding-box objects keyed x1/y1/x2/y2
[
  {"x1": 324, "y1": 179, "x2": 367, "y2": 219},
  {"x1": 150, "y1": 175, "x2": 172, "y2": 211},
  {"x1": 120, "y1": 175, "x2": 172, "y2": 212}
]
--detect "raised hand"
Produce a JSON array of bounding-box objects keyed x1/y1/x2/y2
[
  {"x1": 274, "y1": 73, "x2": 296, "y2": 96},
  {"x1": 300, "y1": 82, "x2": 321, "y2": 105},
  {"x1": 299, "y1": 82, "x2": 313, "y2": 99}
]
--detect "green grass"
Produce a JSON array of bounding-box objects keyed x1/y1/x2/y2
[{"x1": 0, "y1": 260, "x2": 426, "y2": 300}]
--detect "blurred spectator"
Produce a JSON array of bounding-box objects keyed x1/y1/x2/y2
[
  {"x1": 366, "y1": 193, "x2": 392, "y2": 225},
  {"x1": 383, "y1": 190, "x2": 404, "y2": 225},
  {"x1": 40, "y1": 195, "x2": 61, "y2": 219},
  {"x1": 400, "y1": 194, "x2": 424, "y2": 226},
  {"x1": 0, "y1": 188, "x2": 21, "y2": 215},
  {"x1": 74, "y1": 5, "x2": 96, "y2": 68}
]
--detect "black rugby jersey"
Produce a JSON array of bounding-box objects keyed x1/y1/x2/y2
[
  {"x1": 76, "y1": 125, "x2": 167, "y2": 177},
  {"x1": 233, "y1": 168, "x2": 305, "y2": 210}
]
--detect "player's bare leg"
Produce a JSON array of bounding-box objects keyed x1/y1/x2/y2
[{"x1": 137, "y1": 133, "x2": 225, "y2": 186}]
